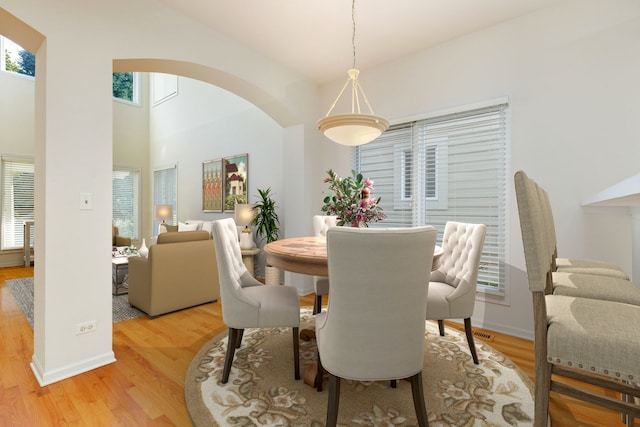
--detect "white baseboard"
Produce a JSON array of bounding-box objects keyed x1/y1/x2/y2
[{"x1": 30, "y1": 351, "x2": 116, "y2": 386}]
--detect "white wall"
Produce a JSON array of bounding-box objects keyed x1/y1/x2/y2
[{"x1": 318, "y1": 0, "x2": 640, "y2": 338}]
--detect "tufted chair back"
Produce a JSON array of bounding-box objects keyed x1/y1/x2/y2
[
  {"x1": 431, "y1": 221, "x2": 487, "y2": 291},
  {"x1": 313, "y1": 215, "x2": 338, "y2": 237}
]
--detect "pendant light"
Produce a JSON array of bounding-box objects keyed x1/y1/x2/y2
[{"x1": 317, "y1": 0, "x2": 389, "y2": 146}]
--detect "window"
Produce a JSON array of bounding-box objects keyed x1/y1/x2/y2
[
  {"x1": 355, "y1": 103, "x2": 508, "y2": 294},
  {"x1": 113, "y1": 167, "x2": 141, "y2": 241},
  {"x1": 1, "y1": 157, "x2": 34, "y2": 250},
  {"x1": 153, "y1": 165, "x2": 177, "y2": 235},
  {"x1": 1, "y1": 36, "x2": 35, "y2": 77},
  {"x1": 112, "y1": 72, "x2": 139, "y2": 104}
]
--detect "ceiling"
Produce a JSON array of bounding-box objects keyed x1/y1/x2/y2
[{"x1": 157, "y1": 0, "x2": 564, "y2": 84}]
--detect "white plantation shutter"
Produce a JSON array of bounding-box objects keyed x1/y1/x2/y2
[
  {"x1": 112, "y1": 167, "x2": 141, "y2": 241},
  {"x1": 1, "y1": 156, "x2": 34, "y2": 250},
  {"x1": 354, "y1": 103, "x2": 508, "y2": 294}
]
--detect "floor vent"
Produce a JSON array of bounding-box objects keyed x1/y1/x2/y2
[{"x1": 453, "y1": 326, "x2": 494, "y2": 342}]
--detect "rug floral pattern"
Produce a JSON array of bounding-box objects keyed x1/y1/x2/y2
[{"x1": 187, "y1": 309, "x2": 533, "y2": 426}]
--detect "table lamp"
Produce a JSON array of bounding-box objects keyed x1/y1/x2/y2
[
  {"x1": 235, "y1": 203, "x2": 256, "y2": 249},
  {"x1": 155, "y1": 204, "x2": 173, "y2": 234}
]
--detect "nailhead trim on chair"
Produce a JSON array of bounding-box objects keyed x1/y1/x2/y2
[{"x1": 548, "y1": 356, "x2": 634, "y2": 380}]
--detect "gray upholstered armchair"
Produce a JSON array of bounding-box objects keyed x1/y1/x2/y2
[
  {"x1": 312, "y1": 215, "x2": 337, "y2": 314},
  {"x1": 212, "y1": 218, "x2": 300, "y2": 384},
  {"x1": 316, "y1": 226, "x2": 437, "y2": 427},
  {"x1": 426, "y1": 221, "x2": 487, "y2": 364}
]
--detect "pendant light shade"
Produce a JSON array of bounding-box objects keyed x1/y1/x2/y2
[
  {"x1": 317, "y1": 2, "x2": 388, "y2": 146},
  {"x1": 318, "y1": 113, "x2": 388, "y2": 146}
]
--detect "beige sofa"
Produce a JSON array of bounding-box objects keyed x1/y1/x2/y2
[{"x1": 128, "y1": 230, "x2": 219, "y2": 317}]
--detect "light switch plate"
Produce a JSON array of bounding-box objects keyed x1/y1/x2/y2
[{"x1": 80, "y1": 192, "x2": 93, "y2": 210}]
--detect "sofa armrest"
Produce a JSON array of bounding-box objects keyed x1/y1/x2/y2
[{"x1": 128, "y1": 256, "x2": 151, "y2": 313}]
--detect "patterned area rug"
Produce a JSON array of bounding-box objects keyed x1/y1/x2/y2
[
  {"x1": 185, "y1": 308, "x2": 534, "y2": 426},
  {"x1": 6, "y1": 277, "x2": 144, "y2": 328}
]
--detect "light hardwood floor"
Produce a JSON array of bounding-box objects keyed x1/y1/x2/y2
[{"x1": 0, "y1": 266, "x2": 629, "y2": 426}]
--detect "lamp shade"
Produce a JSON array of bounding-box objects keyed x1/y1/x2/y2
[
  {"x1": 155, "y1": 204, "x2": 173, "y2": 221},
  {"x1": 235, "y1": 204, "x2": 256, "y2": 227}
]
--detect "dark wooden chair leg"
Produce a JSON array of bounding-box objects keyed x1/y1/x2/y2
[
  {"x1": 222, "y1": 328, "x2": 239, "y2": 384},
  {"x1": 314, "y1": 295, "x2": 322, "y2": 315},
  {"x1": 316, "y1": 352, "x2": 324, "y2": 392},
  {"x1": 391, "y1": 380, "x2": 397, "y2": 388},
  {"x1": 293, "y1": 327, "x2": 300, "y2": 380},
  {"x1": 326, "y1": 373, "x2": 341, "y2": 427},
  {"x1": 438, "y1": 320, "x2": 445, "y2": 336},
  {"x1": 464, "y1": 318, "x2": 479, "y2": 364},
  {"x1": 411, "y1": 372, "x2": 429, "y2": 427},
  {"x1": 236, "y1": 329, "x2": 244, "y2": 348}
]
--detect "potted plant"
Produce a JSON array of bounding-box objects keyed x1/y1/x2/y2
[{"x1": 251, "y1": 188, "x2": 281, "y2": 284}]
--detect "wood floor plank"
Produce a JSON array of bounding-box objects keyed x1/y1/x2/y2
[{"x1": 0, "y1": 267, "x2": 635, "y2": 426}]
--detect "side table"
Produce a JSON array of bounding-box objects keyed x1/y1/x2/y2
[
  {"x1": 112, "y1": 256, "x2": 130, "y2": 295},
  {"x1": 240, "y1": 247, "x2": 260, "y2": 277}
]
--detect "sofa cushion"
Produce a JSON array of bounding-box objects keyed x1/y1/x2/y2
[{"x1": 157, "y1": 230, "x2": 210, "y2": 244}]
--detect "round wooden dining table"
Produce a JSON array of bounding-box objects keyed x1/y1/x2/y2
[{"x1": 264, "y1": 236, "x2": 444, "y2": 277}]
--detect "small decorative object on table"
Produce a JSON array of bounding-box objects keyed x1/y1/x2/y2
[{"x1": 321, "y1": 169, "x2": 386, "y2": 227}]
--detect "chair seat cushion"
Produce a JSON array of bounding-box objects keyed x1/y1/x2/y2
[
  {"x1": 546, "y1": 295, "x2": 640, "y2": 382},
  {"x1": 425, "y1": 281, "x2": 452, "y2": 319},
  {"x1": 556, "y1": 257, "x2": 628, "y2": 280},
  {"x1": 243, "y1": 284, "x2": 300, "y2": 328},
  {"x1": 552, "y1": 272, "x2": 640, "y2": 306}
]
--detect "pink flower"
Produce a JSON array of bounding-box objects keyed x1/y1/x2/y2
[
  {"x1": 364, "y1": 178, "x2": 374, "y2": 188},
  {"x1": 356, "y1": 213, "x2": 363, "y2": 221}
]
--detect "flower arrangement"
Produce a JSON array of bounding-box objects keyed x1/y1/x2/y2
[{"x1": 321, "y1": 169, "x2": 386, "y2": 227}]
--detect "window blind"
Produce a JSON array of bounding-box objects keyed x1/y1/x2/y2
[
  {"x1": 112, "y1": 167, "x2": 140, "y2": 241},
  {"x1": 354, "y1": 103, "x2": 508, "y2": 294},
  {"x1": 1, "y1": 156, "x2": 34, "y2": 250}
]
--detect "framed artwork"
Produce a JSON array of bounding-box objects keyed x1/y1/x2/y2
[
  {"x1": 223, "y1": 153, "x2": 248, "y2": 211},
  {"x1": 202, "y1": 158, "x2": 223, "y2": 212}
]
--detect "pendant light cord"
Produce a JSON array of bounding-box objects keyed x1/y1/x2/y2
[{"x1": 352, "y1": 0, "x2": 357, "y2": 69}]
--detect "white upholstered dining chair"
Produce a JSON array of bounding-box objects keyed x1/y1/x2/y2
[
  {"x1": 212, "y1": 218, "x2": 301, "y2": 384},
  {"x1": 312, "y1": 215, "x2": 337, "y2": 314},
  {"x1": 426, "y1": 221, "x2": 487, "y2": 365},
  {"x1": 316, "y1": 226, "x2": 437, "y2": 427}
]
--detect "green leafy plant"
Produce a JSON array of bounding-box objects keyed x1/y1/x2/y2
[{"x1": 251, "y1": 188, "x2": 280, "y2": 243}]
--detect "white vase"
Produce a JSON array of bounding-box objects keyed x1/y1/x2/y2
[{"x1": 139, "y1": 238, "x2": 149, "y2": 258}]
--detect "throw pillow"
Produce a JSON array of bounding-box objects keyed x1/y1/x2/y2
[{"x1": 178, "y1": 222, "x2": 199, "y2": 232}]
